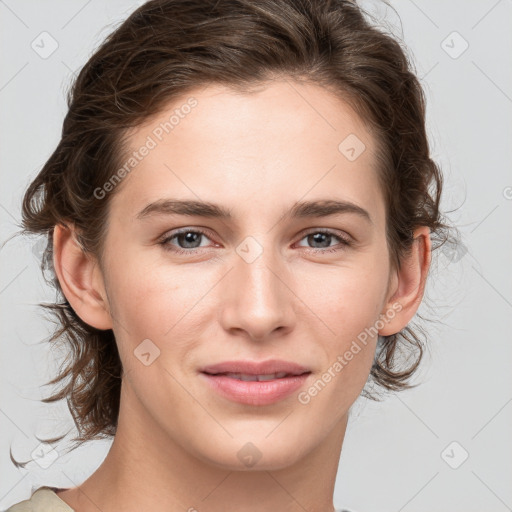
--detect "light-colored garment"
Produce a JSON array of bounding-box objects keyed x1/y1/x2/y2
[
  {"x1": 5, "y1": 486, "x2": 354, "y2": 512},
  {"x1": 5, "y1": 487, "x2": 74, "y2": 511}
]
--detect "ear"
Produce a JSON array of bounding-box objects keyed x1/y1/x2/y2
[
  {"x1": 52, "y1": 223, "x2": 113, "y2": 330},
  {"x1": 378, "y1": 226, "x2": 432, "y2": 336}
]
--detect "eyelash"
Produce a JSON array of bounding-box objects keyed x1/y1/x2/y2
[{"x1": 158, "y1": 228, "x2": 352, "y2": 256}]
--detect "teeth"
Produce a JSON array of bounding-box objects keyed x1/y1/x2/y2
[{"x1": 224, "y1": 372, "x2": 290, "y2": 381}]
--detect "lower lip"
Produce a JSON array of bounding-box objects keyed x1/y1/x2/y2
[{"x1": 200, "y1": 372, "x2": 311, "y2": 405}]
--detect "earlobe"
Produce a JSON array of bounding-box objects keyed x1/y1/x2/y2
[
  {"x1": 378, "y1": 226, "x2": 432, "y2": 336},
  {"x1": 52, "y1": 223, "x2": 113, "y2": 330}
]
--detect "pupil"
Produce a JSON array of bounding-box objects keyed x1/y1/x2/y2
[
  {"x1": 310, "y1": 233, "x2": 330, "y2": 248},
  {"x1": 180, "y1": 232, "x2": 201, "y2": 248}
]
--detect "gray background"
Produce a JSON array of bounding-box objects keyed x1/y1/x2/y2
[{"x1": 1, "y1": 1, "x2": 511, "y2": 511}]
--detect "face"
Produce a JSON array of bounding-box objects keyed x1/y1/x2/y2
[{"x1": 96, "y1": 79, "x2": 397, "y2": 470}]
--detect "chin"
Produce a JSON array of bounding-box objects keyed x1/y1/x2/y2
[{"x1": 193, "y1": 432, "x2": 310, "y2": 472}]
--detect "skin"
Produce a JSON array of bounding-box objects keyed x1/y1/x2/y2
[{"x1": 52, "y1": 78, "x2": 431, "y2": 512}]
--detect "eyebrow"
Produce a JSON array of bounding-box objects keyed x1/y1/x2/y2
[{"x1": 136, "y1": 198, "x2": 372, "y2": 224}]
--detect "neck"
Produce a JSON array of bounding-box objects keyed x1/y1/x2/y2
[{"x1": 59, "y1": 380, "x2": 348, "y2": 512}]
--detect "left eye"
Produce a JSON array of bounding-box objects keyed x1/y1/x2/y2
[
  {"x1": 296, "y1": 230, "x2": 351, "y2": 252},
  {"x1": 159, "y1": 229, "x2": 351, "y2": 255}
]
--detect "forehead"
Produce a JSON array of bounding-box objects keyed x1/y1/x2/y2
[{"x1": 110, "y1": 79, "x2": 384, "y2": 225}]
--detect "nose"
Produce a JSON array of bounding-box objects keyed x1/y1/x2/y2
[{"x1": 219, "y1": 244, "x2": 295, "y2": 343}]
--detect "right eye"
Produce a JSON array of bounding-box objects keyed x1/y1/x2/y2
[{"x1": 159, "y1": 228, "x2": 216, "y2": 255}]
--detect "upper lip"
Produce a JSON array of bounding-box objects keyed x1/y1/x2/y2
[{"x1": 200, "y1": 359, "x2": 311, "y2": 376}]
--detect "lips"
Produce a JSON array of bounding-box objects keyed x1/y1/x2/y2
[
  {"x1": 200, "y1": 359, "x2": 310, "y2": 377},
  {"x1": 220, "y1": 372, "x2": 290, "y2": 381},
  {"x1": 199, "y1": 359, "x2": 312, "y2": 405}
]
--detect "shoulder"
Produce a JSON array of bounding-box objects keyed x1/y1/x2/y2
[
  {"x1": 5, "y1": 489, "x2": 353, "y2": 512},
  {"x1": 5, "y1": 487, "x2": 74, "y2": 512}
]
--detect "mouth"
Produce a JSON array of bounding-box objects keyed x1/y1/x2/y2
[
  {"x1": 199, "y1": 359, "x2": 312, "y2": 405},
  {"x1": 202, "y1": 371, "x2": 309, "y2": 381},
  {"x1": 200, "y1": 358, "x2": 311, "y2": 376}
]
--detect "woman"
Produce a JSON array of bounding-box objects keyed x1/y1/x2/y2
[{"x1": 7, "y1": 0, "x2": 451, "y2": 510}]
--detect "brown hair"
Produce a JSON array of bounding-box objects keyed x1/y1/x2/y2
[{"x1": 13, "y1": 0, "x2": 453, "y2": 462}]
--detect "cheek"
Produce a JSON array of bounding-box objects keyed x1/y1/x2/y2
[
  {"x1": 105, "y1": 253, "x2": 217, "y2": 368},
  {"x1": 298, "y1": 257, "x2": 389, "y2": 337},
  {"x1": 295, "y1": 262, "x2": 388, "y2": 400},
  {"x1": 298, "y1": 291, "x2": 380, "y2": 413}
]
